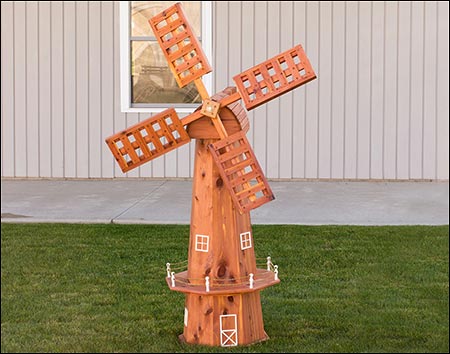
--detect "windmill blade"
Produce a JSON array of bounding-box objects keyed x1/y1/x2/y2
[
  {"x1": 208, "y1": 131, "x2": 275, "y2": 213},
  {"x1": 233, "y1": 44, "x2": 316, "y2": 110},
  {"x1": 105, "y1": 108, "x2": 190, "y2": 173},
  {"x1": 149, "y1": 2, "x2": 212, "y2": 88}
]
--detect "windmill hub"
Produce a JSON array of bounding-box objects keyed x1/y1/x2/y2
[
  {"x1": 105, "y1": 2, "x2": 316, "y2": 347},
  {"x1": 201, "y1": 98, "x2": 221, "y2": 119}
]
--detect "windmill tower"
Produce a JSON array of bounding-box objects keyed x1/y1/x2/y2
[{"x1": 105, "y1": 3, "x2": 316, "y2": 347}]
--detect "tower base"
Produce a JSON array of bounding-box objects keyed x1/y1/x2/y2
[{"x1": 181, "y1": 291, "x2": 268, "y2": 347}]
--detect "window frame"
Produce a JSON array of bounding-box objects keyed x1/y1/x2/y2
[
  {"x1": 120, "y1": 1, "x2": 212, "y2": 113},
  {"x1": 195, "y1": 234, "x2": 209, "y2": 252},
  {"x1": 239, "y1": 231, "x2": 252, "y2": 250}
]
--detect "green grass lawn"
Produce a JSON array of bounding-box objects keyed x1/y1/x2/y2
[{"x1": 1, "y1": 223, "x2": 448, "y2": 353}]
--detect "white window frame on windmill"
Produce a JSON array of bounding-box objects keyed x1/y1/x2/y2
[
  {"x1": 240, "y1": 231, "x2": 252, "y2": 250},
  {"x1": 195, "y1": 234, "x2": 209, "y2": 253},
  {"x1": 120, "y1": 1, "x2": 213, "y2": 113}
]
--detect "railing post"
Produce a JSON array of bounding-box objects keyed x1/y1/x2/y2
[
  {"x1": 267, "y1": 256, "x2": 271, "y2": 271},
  {"x1": 249, "y1": 273, "x2": 254, "y2": 289},
  {"x1": 166, "y1": 262, "x2": 171, "y2": 278},
  {"x1": 205, "y1": 276, "x2": 210, "y2": 292},
  {"x1": 171, "y1": 271, "x2": 175, "y2": 287}
]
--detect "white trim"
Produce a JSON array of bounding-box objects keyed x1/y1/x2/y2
[
  {"x1": 201, "y1": 1, "x2": 213, "y2": 98},
  {"x1": 220, "y1": 314, "x2": 238, "y2": 347},
  {"x1": 240, "y1": 231, "x2": 252, "y2": 250},
  {"x1": 195, "y1": 234, "x2": 209, "y2": 252},
  {"x1": 120, "y1": 1, "x2": 213, "y2": 113},
  {"x1": 184, "y1": 308, "x2": 188, "y2": 327},
  {"x1": 119, "y1": 1, "x2": 131, "y2": 113}
]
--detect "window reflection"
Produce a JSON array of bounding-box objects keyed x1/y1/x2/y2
[
  {"x1": 130, "y1": 1, "x2": 202, "y2": 105},
  {"x1": 131, "y1": 42, "x2": 201, "y2": 104}
]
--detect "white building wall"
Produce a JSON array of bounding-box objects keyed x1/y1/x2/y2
[{"x1": 1, "y1": 1, "x2": 448, "y2": 180}]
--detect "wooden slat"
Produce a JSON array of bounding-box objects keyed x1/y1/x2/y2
[
  {"x1": 217, "y1": 144, "x2": 249, "y2": 164},
  {"x1": 259, "y1": 65, "x2": 276, "y2": 91},
  {"x1": 174, "y1": 55, "x2": 202, "y2": 75},
  {"x1": 234, "y1": 44, "x2": 316, "y2": 111},
  {"x1": 159, "y1": 30, "x2": 190, "y2": 50},
  {"x1": 121, "y1": 135, "x2": 140, "y2": 164},
  {"x1": 145, "y1": 123, "x2": 164, "y2": 151},
  {"x1": 208, "y1": 131, "x2": 274, "y2": 213},
  {"x1": 240, "y1": 195, "x2": 274, "y2": 213},
  {"x1": 167, "y1": 41, "x2": 197, "y2": 62},
  {"x1": 229, "y1": 169, "x2": 260, "y2": 188},
  {"x1": 132, "y1": 131, "x2": 152, "y2": 157},
  {"x1": 155, "y1": 17, "x2": 186, "y2": 37},
  {"x1": 224, "y1": 157, "x2": 252, "y2": 176},
  {"x1": 234, "y1": 182, "x2": 265, "y2": 199},
  {"x1": 210, "y1": 130, "x2": 242, "y2": 150},
  {"x1": 284, "y1": 54, "x2": 301, "y2": 81},
  {"x1": 105, "y1": 108, "x2": 191, "y2": 173},
  {"x1": 148, "y1": 2, "x2": 211, "y2": 88},
  {"x1": 271, "y1": 59, "x2": 288, "y2": 86}
]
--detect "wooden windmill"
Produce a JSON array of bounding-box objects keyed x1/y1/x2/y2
[{"x1": 105, "y1": 2, "x2": 316, "y2": 347}]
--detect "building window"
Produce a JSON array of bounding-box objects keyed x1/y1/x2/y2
[
  {"x1": 120, "y1": 1, "x2": 212, "y2": 113},
  {"x1": 240, "y1": 232, "x2": 252, "y2": 250},
  {"x1": 195, "y1": 234, "x2": 209, "y2": 252}
]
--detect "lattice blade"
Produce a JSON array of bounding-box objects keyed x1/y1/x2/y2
[
  {"x1": 208, "y1": 131, "x2": 275, "y2": 213},
  {"x1": 149, "y1": 3, "x2": 212, "y2": 88},
  {"x1": 105, "y1": 108, "x2": 190, "y2": 173},
  {"x1": 233, "y1": 44, "x2": 316, "y2": 110}
]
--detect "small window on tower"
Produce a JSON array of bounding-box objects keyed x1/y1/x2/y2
[
  {"x1": 240, "y1": 231, "x2": 252, "y2": 250},
  {"x1": 195, "y1": 234, "x2": 209, "y2": 252}
]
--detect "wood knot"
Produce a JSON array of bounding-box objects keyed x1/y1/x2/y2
[
  {"x1": 217, "y1": 263, "x2": 227, "y2": 278},
  {"x1": 216, "y1": 177, "x2": 223, "y2": 188},
  {"x1": 201, "y1": 170, "x2": 206, "y2": 177},
  {"x1": 205, "y1": 307, "x2": 213, "y2": 316},
  {"x1": 227, "y1": 296, "x2": 234, "y2": 303}
]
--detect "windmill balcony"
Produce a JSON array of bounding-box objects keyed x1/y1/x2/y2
[{"x1": 165, "y1": 264, "x2": 280, "y2": 296}]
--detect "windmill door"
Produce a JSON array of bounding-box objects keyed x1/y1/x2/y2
[{"x1": 219, "y1": 314, "x2": 238, "y2": 347}]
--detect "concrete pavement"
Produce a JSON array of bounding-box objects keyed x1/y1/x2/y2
[{"x1": 1, "y1": 179, "x2": 448, "y2": 225}]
